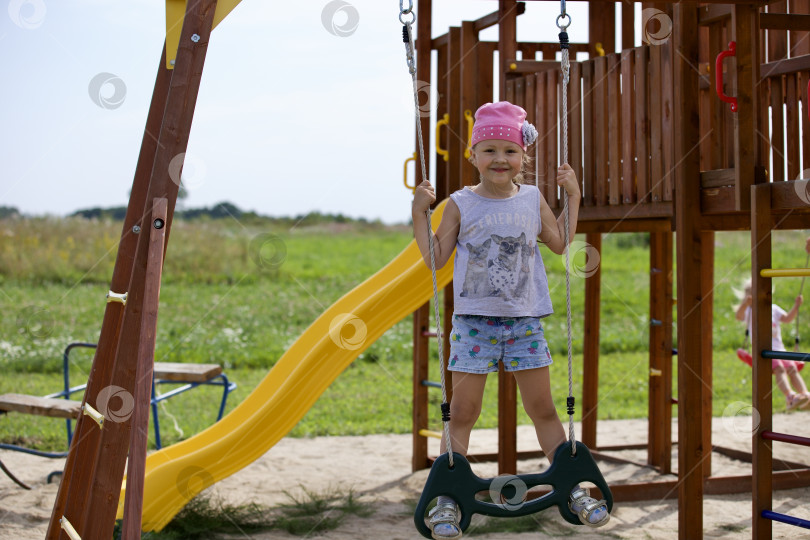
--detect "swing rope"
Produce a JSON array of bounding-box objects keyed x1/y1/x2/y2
[
  {"x1": 400, "y1": 0, "x2": 454, "y2": 468},
  {"x1": 401, "y1": 0, "x2": 578, "y2": 466},
  {"x1": 558, "y1": 0, "x2": 577, "y2": 456},
  {"x1": 794, "y1": 252, "x2": 809, "y2": 351}
]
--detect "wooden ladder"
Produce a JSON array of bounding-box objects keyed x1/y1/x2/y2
[{"x1": 46, "y1": 2, "x2": 219, "y2": 539}]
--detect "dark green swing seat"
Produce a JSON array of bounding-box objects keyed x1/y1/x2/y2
[{"x1": 414, "y1": 441, "x2": 613, "y2": 538}]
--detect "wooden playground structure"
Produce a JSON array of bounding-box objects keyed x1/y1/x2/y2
[
  {"x1": 408, "y1": 1, "x2": 810, "y2": 539},
  {"x1": 0, "y1": 0, "x2": 807, "y2": 539}
]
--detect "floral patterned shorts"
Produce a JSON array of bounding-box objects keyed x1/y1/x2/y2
[{"x1": 448, "y1": 314, "x2": 553, "y2": 374}]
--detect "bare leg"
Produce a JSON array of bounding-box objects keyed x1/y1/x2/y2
[
  {"x1": 773, "y1": 365, "x2": 793, "y2": 398},
  {"x1": 785, "y1": 363, "x2": 809, "y2": 394},
  {"x1": 513, "y1": 366, "x2": 609, "y2": 527},
  {"x1": 512, "y1": 366, "x2": 566, "y2": 463},
  {"x1": 439, "y1": 372, "x2": 488, "y2": 456},
  {"x1": 432, "y1": 372, "x2": 488, "y2": 538}
]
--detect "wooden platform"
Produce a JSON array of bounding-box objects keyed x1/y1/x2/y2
[
  {"x1": 0, "y1": 394, "x2": 81, "y2": 419},
  {"x1": 0, "y1": 363, "x2": 224, "y2": 421},
  {"x1": 153, "y1": 362, "x2": 222, "y2": 383}
]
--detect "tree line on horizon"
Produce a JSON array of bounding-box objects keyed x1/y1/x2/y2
[{"x1": 0, "y1": 203, "x2": 387, "y2": 227}]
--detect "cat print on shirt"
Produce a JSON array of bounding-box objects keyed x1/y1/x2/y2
[
  {"x1": 459, "y1": 239, "x2": 492, "y2": 298},
  {"x1": 514, "y1": 238, "x2": 534, "y2": 298},
  {"x1": 488, "y1": 232, "x2": 527, "y2": 300}
]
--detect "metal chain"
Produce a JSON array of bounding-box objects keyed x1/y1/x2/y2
[{"x1": 403, "y1": 13, "x2": 454, "y2": 468}]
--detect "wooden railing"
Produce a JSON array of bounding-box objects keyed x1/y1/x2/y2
[
  {"x1": 506, "y1": 44, "x2": 675, "y2": 221},
  {"x1": 759, "y1": 0, "x2": 810, "y2": 184}
]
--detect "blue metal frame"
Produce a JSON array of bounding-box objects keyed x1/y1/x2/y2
[
  {"x1": 761, "y1": 349, "x2": 810, "y2": 362},
  {"x1": 53, "y1": 342, "x2": 236, "y2": 450},
  {"x1": 762, "y1": 510, "x2": 810, "y2": 529}
]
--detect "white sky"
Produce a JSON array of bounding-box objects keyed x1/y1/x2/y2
[{"x1": 1, "y1": 1, "x2": 596, "y2": 224}]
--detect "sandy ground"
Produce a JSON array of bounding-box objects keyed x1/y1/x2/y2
[{"x1": 1, "y1": 415, "x2": 809, "y2": 539}]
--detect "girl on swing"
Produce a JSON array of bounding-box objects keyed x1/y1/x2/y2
[
  {"x1": 734, "y1": 280, "x2": 809, "y2": 410},
  {"x1": 412, "y1": 101, "x2": 610, "y2": 539}
]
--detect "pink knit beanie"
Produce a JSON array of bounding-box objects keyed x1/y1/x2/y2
[{"x1": 471, "y1": 101, "x2": 538, "y2": 150}]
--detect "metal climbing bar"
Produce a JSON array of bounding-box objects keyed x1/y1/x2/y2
[
  {"x1": 760, "y1": 268, "x2": 810, "y2": 278},
  {"x1": 761, "y1": 350, "x2": 810, "y2": 362},
  {"x1": 761, "y1": 431, "x2": 810, "y2": 448},
  {"x1": 761, "y1": 510, "x2": 810, "y2": 529}
]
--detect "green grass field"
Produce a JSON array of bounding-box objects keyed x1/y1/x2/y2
[{"x1": 2, "y1": 216, "x2": 809, "y2": 452}]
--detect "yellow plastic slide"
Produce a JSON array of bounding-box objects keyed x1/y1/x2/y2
[{"x1": 125, "y1": 201, "x2": 453, "y2": 531}]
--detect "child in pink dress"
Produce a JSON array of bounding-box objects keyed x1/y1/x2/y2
[{"x1": 735, "y1": 281, "x2": 808, "y2": 409}]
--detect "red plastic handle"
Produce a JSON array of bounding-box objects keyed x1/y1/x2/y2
[{"x1": 716, "y1": 41, "x2": 738, "y2": 112}]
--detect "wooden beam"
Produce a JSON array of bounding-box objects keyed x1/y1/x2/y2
[
  {"x1": 760, "y1": 13, "x2": 810, "y2": 31},
  {"x1": 574, "y1": 201, "x2": 674, "y2": 222},
  {"x1": 0, "y1": 394, "x2": 81, "y2": 419},
  {"x1": 498, "y1": 364, "x2": 518, "y2": 475},
  {"x1": 622, "y1": 1, "x2": 635, "y2": 49},
  {"x1": 498, "y1": 0, "x2": 518, "y2": 95},
  {"x1": 46, "y1": 44, "x2": 173, "y2": 540},
  {"x1": 733, "y1": 4, "x2": 761, "y2": 211},
  {"x1": 504, "y1": 60, "x2": 561, "y2": 74},
  {"x1": 412, "y1": 305, "x2": 430, "y2": 471},
  {"x1": 649, "y1": 232, "x2": 673, "y2": 473},
  {"x1": 575, "y1": 218, "x2": 673, "y2": 234},
  {"x1": 698, "y1": 4, "x2": 732, "y2": 25},
  {"x1": 766, "y1": 179, "x2": 810, "y2": 209},
  {"x1": 751, "y1": 183, "x2": 773, "y2": 539},
  {"x1": 673, "y1": 4, "x2": 705, "y2": 539},
  {"x1": 700, "y1": 168, "x2": 735, "y2": 188},
  {"x1": 60, "y1": 3, "x2": 219, "y2": 538},
  {"x1": 474, "y1": 1, "x2": 525, "y2": 33},
  {"x1": 701, "y1": 231, "x2": 715, "y2": 480},
  {"x1": 121, "y1": 198, "x2": 167, "y2": 540},
  {"x1": 581, "y1": 233, "x2": 601, "y2": 448},
  {"x1": 498, "y1": 1, "x2": 518, "y2": 479}
]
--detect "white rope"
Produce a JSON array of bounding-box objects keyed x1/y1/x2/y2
[
  {"x1": 794, "y1": 252, "x2": 809, "y2": 351},
  {"x1": 558, "y1": 6, "x2": 577, "y2": 456},
  {"x1": 402, "y1": 4, "x2": 454, "y2": 467}
]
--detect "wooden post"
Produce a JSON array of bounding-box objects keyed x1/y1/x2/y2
[
  {"x1": 461, "y1": 20, "x2": 477, "y2": 189},
  {"x1": 121, "y1": 198, "x2": 167, "y2": 540},
  {"x1": 622, "y1": 1, "x2": 635, "y2": 50},
  {"x1": 582, "y1": 233, "x2": 601, "y2": 449},
  {"x1": 673, "y1": 4, "x2": 705, "y2": 539},
  {"x1": 499, "y1": 0, "x2": 517, "y2": 94},
  {"x1": 751, "y1": 184, "x2": 773, "y2": 540},
  {"x1": 497, "y1": 0, "x2": 518, "y2": 476},
  {"x1": 46, "y1": 44, "x2": 172, "y2": 540},
  {"x1": 50, "y1": 3, "x2": 219, "y2": 538},
  {"x1": 649, "y1": 231, "x2": 673, "y2": 473},
  {"x1": 733, "y1": 4, "x2": 761, "y2": 210},
  {"x1": 411, "y1": 0, "x2": 433, "y2": 472},
  {"x1": 412, "y1": 305, "x2": 431, "y2": 471},
  {"x1": 700, "y1": 231, "x2": 715, "y2": 479},
  {"x1": 498, "y1": 364, "x2": 518, "y2": 475}
]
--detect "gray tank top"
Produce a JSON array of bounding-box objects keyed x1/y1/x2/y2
[{"x1": 449, "y1": 185, "x2": 554, "y2": 318}]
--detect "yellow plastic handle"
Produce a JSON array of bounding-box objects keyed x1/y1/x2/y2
[
  {"x1": 464, "y1": 109, "x2": 474, "y2": 159},
  {"x1": 403, "y1": 152, "x2": 417, "y2": 193},
  {"x1": 436, "y1": 113, "x2": 449, "y2": 162}
]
